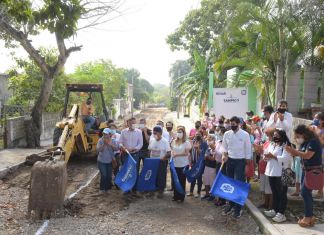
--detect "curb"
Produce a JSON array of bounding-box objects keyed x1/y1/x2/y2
[
  {"x1": 0, "y1": 160, "x2": 26, "y2": 179},
  {"x1": 246, "y1": 199, "x2": 284, "y2": 235}
]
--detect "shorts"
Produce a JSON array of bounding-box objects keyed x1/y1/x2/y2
[
  {"x1": 259, "y1": 174, "x2": 272, "y2": 194},
  {"x1": 203, "y1": 166, "x2": 216, "y2": 186}
]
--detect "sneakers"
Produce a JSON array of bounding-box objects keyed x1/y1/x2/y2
[
  {"x1": 222, "y1": 205, "x2": 234, "y2": 216},
  {"x1": 272, "y1": 213, "x2": 287, "y2": 223},
  {"x1": 264, "y1": 209, "x2": 276, "y2": 218},
  {"x1": 231, "y1": 211, "x2": 243, "y2": 219},
  {"x1": 201, "y1": 195, "x2": 210, "y2": 200},
  {"x1": 194, "y1": 193, "x2": 201, "y2": 198}
]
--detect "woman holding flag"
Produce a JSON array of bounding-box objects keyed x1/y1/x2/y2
[{"x1": 171, "y1": 126, "x2": 191, "y2": 202}]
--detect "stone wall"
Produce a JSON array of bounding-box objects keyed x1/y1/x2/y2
[{"x1": 5, "y1": 112, "x2": 61, "y2": 148}]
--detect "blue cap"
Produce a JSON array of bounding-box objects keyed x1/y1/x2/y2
[
  {"x1": 153, "y1": 125, "x2": 162, "y2": 133},
  {"x1": 311, "y1": 119, "x2": 320, "y2": 127},
  {"x1": 103, "y1": 128, "x2": 113, "y2": 135}
]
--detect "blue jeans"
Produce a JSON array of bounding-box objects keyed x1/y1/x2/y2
[
  {"x1": 83, "y1": 116, "x2": 96, "y2": 131},
  {"x1": 98, "y1": 161, "x2": 112, "y2": 191},
  {"x1": 301, "y1": 172, "x2": 313, "y2": 217},
  {"x1": 226, "y1": 158, "x2": 246, "y2": 216}
]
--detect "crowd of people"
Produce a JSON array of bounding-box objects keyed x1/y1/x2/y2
[{"x1": 95, "y1": 99, "x2": 324, "y2": 227}]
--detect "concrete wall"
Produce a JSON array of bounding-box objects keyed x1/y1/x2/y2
[
  {"x1": 303, "y1": 65, "x2": 321, "y2": 109},
  {"x1": 5, "y1": 112, "x2": 61, "y2": 148},
  {"x1": 0, "y1": 74, "x2": 12, "y2": 103},
  {"x1": 285, "y1": 68, "x2": 302, "y2": 116}
]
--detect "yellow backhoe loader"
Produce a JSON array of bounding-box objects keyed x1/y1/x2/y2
[{"x1": 28, "y1": 83, "x2": 110, "y2": 218}]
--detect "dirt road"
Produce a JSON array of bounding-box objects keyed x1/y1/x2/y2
[{"x1": 0, "y1": 108, "x2": 261, "y2": 235}]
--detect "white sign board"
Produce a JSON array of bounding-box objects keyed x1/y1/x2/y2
[{"x1": 213, "y1": 88, "x2": 248, "y2": 118}]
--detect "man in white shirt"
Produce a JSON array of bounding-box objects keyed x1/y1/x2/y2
[
  {"x1": 267, "y1": 100, "x2": 293, "y2": 140},
  {"x1": 222, "y1": 116, "x2": 253, "y2": 219},
  {"x1": 119, "y1": 117, "x2": 143, "y2": 192},
  {"x1": 148, "y1": 126, "x2": 171, "y2": 198}
]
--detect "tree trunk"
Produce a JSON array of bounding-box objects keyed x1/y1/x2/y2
[{"x1": 26, "y1": 74, "x2": 55, "y2": 148}]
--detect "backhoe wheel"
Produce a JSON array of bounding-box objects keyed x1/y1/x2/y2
[{"x1": 53, "y1": 127, "x2": 63, "y2": 146}]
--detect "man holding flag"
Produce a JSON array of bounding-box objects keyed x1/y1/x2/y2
[
  {"x1": 221, "y1": 116, "x2": 252, "y2": 219},
  {"x1": 148, "y1": 126, "x2": 171, "y2": 198}
]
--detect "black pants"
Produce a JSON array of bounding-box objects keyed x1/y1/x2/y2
[
  {"x1": 157, "y1": 160, "x2": 168, "y2": 191},
  {"x1": 190, "y1": 175, "x2": 203, "y2": 194},
  {"x1": 174, "y1": 166, "x2": 186, "y2": 200},
  {"x1": 269, "y1": 176, "x2": 287, "y2": 214}
]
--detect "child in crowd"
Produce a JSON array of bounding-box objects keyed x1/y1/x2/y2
[{"x1": 202, "y1": 134, "x2": 217, "y2": 201}]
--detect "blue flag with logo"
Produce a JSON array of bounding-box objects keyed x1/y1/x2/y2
[
  {"x1": 170, "y1": 158, "x2": 185, "y2": 195},
  {"x1": 115, "y1": 154, "x2": 137, "y2": 192},
  {"x1": 210, "y1": 171, "x2": 250, "y2": 206},
  {"x1": 183, "y1": 153, "x2": 205, "y2": 183},
  {"x1": 136, "y1": 158, "x2": 160, "y2": 192}
]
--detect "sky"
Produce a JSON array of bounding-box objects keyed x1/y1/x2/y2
[{"x1": 0, "y1": 0, "x2": 201, "y2": 86}]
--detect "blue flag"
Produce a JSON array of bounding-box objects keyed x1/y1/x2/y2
[
  {"x1": 115, "y1": 154, "x2": 137, "y2": 192},
  {"x1": 184, "y1": 153, "x2": 205, "y2": 183},
  {"x1": 136, "y1": 158, "x2": 160, "y2": 192},
  {"x1": 170, "y1": 158, "x2": 185, "y2": 195},
  {"x1": 210, "y1": 171, "x2": 250, "y2": 206}
]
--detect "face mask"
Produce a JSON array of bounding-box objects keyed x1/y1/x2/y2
[
  {"x1": 296, "y1": 138, "x2": 305, "y2": 145},
  {"x1": 277, "y1": 108, "x2": 286, "y2": 114},
  {"x1": 177, "y1": 132, "x2": 183, "y2": 139},
  {"x1": 130, "y1": 124, "x2": 136, "y2": 129},
  {"x1": 166, "y1": 127, "x2": 173, "y2": 131},
  {"x1": 86, "y1": 100, "x2": 91, "y2": 105},
  {"x1": 196, "y1": 136, "x2": 202, "y2": 141},
  {"x1": 195, "y1": 125, "x2": 200, "y2": 129},
  {"x1": 224, "y1": 124, "x2": 230, "y2": 129},
  {"x1": 218, "y1": 120, "x2": 224, "y2": 125},
  {"x1": 273, "y1": 136, "x2": 281, "y2": 143},
  {"x1": 154, "y1": 134, "x2": 159, "y2": 140},
  {"x1": 231, "y1": 125, "x2": 238, "y2": 131},
  {"x1": 139, "y1": 124, "x2": 145, "y2": 129}
]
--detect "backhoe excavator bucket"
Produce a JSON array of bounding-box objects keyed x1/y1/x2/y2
[{"x1": 28, "y1": 159, "x2": 67, "y2": 219}]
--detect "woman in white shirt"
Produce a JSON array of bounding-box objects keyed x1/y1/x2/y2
[
  {"x1": 171, "y1": 126, "x2": 191, "y2": 202},
  {"x1": 264, "y1": 129, "x2": 292, "y2": 223}
]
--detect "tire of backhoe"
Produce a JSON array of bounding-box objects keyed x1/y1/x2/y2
[{"x1": 53, "y1": 127, "x2": 63, "y2": 146}]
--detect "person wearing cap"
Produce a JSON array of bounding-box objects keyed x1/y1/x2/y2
[
  {"x1": 148, "y1": 126, "x2": 171, "y2": 198},
  {"x1": 96, "y1": 128, "x2": 119, "y2": 194}
]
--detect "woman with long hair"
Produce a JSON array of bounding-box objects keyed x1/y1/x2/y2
[
  {"x1": 286, "y1": 125, "x2": 323, "y2": 227},
  {"x1": 264, "y1": 129, "x2": 292, "y2": 223},
  {"x1": 171, "y1": 126, "x2": 191, "y2": 202}
]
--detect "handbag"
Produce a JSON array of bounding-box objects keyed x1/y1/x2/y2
[
  {"x1": 281, "y1": 168, "x2": 295, "y2": 186},
  {"x1": 304, "y1": 165, "x2": 324, "y2": 190}
]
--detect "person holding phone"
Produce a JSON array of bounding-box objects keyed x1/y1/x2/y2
[
  {"x1": 97, "y1": 128, "x2": 119, "y2": 194},
  {"x1": 267, "y1": 100, "x2": 293, "y2": 140}
]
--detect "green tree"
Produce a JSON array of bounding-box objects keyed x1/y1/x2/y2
[
  {"x1": 0, "y1": 0, "x2": 123, "y2": 147},
  {"x1": 70, "y1": 59, "x2": 126, "y2": 107},
  {"x1": 7, "y1": 48, "x2": 67, "y2": 112},
  {"x1": 152, "y1": 84, "x2": 170, "y2": 106},
  {"x1": 123, "y1": 68, "x2": 154, "y2": 108},
  {"x1": 168, "y1": 60, "x2": 191, "y2": 111}
]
